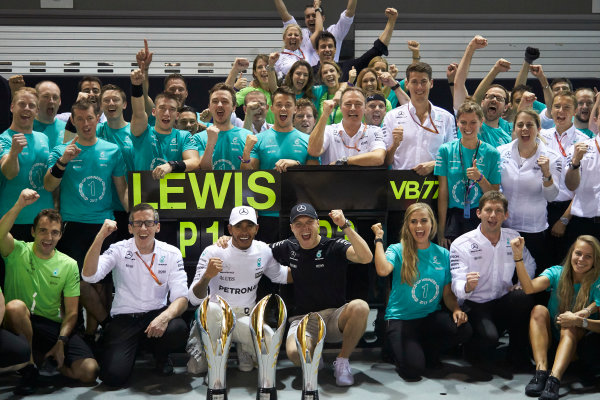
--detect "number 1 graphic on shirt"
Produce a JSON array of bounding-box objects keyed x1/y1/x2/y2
[
  {"x1": 422, "y1": 284, "x2": 428, "y2": 299},
  {"x1": 88, "y1": 180, "x2": 96, "y2": 197}
]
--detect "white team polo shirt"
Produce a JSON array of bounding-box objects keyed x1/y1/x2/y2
[
  {"x1": 539, "y1": 125, "x2": 588, "y2": 201},
  {"x1": 188, "y1": 239, "x2": 288, "y2": 312},
  {"x1": 450, "y1": 226, "x2": 536, "y2": 303},
  {"x1": 566, "y1": 137, "x2": 600, "y2": 218},
  {"x1": 320, "y1": 122, "x2": 386, "y2": 165},
  {"x1": 498, "y1": 139, "x2": 562, "y2": 232},
  {"x1": 83, "y1": 238, "x2": 188, "y2": 316},
  {"x1": 382, "y1": 101, "x2": 456, "y2": 170},
  {"x1": 283, "y1": 11, "x2": 354, "y2": 66},
  {"x1": 275, "y1": 49, "x2": 306, "y2": 80}
]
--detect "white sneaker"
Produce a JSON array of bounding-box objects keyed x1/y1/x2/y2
[
  {"x1": 187, "y1": 355, "x2": 208, "y2": 374},
  {"x1": 333, "y1": 357, "x2": 354, "y2": 386},
  {"x1": 237, "y1": 350, "x2": 254, "y2": 372}
]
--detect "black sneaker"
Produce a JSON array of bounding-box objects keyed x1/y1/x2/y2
[
  {"x1": 539, "y1": 376, "x2": 560, "y2": 400},
  {"x1": 13, "y1": 364, "x2": 38, "y2": 396},
  {"x1": 156, "y1": 357, "x2": 174, "y2": 376},
  {"x1": 525, "y1": 369, "x2": 549, "y2": 397},
  {"x1": 38, "y1": 357, "x2": 60, "y2": 377}
]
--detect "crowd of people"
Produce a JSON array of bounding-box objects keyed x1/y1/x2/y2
[{"x1": 1, "y1": 0, "x2": 600, "y2": 399}]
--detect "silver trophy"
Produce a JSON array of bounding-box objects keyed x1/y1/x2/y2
[
  {"x1": 249, "y1": 294, "x2": 288, "y2": 400},
  {"x1": 196, "y1": 295, "x2": 236, "y2": 400},
  {"x1": 295, "y1": 313, "x2": 326, "y2": 400}
]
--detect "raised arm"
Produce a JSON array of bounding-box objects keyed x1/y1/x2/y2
[
  {"x1": 565, "y1": 143, "x2": 587, "y2": 191},
  {"x1": 83, "y1": 219, "x2": 117, "y2": 278},
  {"x1": 268, "y1": 53, "x2": 280, "y2": 93},
  {"x1": 371, "y1": 222, "x2": 393, "y2": 276},
  {"x1": 510, "y1": 237, "x2": 550, "y2": 294},
  {"x1": 407, "y1": 40, "x2": 421, "y2": 65},
  {"x1": 0, "y1": 133, "x2": 28, "y2": 180},
  {"x1": 240, "y1": 134, "x2": 259, "y2": 170},
  {"x1": 0, "y1": 189, "x2": 39, "y2": 257},
  {"x1": 514, "y1": 46, "x2": 541, "y2": 88},
  {"x1": 529, "y1": 64, "x2": 553, "y2": 115},
  {"x1": 384, "y1": 126, "x2": 402, "y2": 166},
  {"x1": 44, "y1": 137, "x2": 81, "y2": 192},
  {"x1": 307, "y1": 99, "x2": 333, "y2": 156},
  {"x1": 379, "y1": 72, "x2": 410, "y2": 105},
  {"x1": 331, "y1": 210, "x2": 372, "y2": 264},
  {"x1": 130, "y1": 69, "x2": 149, "y2": 137},
  {"x1": 273, "y1": 0, "x2": 293, "y2": 22},
  {"x1": 472, "y1": 58, "x2": 511, "y2": 105},
  {"x1": 590, "y1": 90, "x2": 600, "y2": 136},
  {"x1": 200, "y1": 126, "x2": 219, "y2": 171},
  {"x1": 309, "y1": 0, "x2": 324, "y2": 50},
  {"x1": 453, "y1": 35, "x2": 488, "y2": 110},
  {"x1": 136, "y1": 39, "x2": 155, "y2": 116},
  {"x1": 225, "y1": 58, "x2": 250, "y2": 88},
  {"x1": 378, "y1": 8, "x2": 398, "y2": 47}
]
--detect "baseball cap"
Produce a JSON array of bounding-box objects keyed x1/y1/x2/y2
[
  {"x1": 229, "y1": 206, "x2": 257, "y2": 225},
  {"x1": 290, "y1": 203, "x2": 318, "y2": 223}
]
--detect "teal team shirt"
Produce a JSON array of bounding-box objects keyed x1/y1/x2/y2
[
  {"x1": 434, "y1": 139, "x2": 502, "y2": 210},
  {"x1": 457, "y1": 122, "x2": 511, "y2": 148},
  {"x1": 384, "y1": 242, "x2": 451, "y2": 320},
  {"x1": 48, "y1": 138, "x2": 126, "y2": 223},
  {"x1": 96, "y1": 122, "x2": 135, "y2": 211},
  {"x1": 250, "y1": 128, "x2": 315, "y2": 169},
  {"x1": 191, "y1": 126, "x2": 251, "y2": 170},
  {"x1": 579, "y1": 128, "x2": 595, "y2": 139},
  {"x1": 541, "y1": 265, "x2": 600, "y2": 338},
  {"x1": 0, "y1": 129, "x2": 53, "y2": 224},
  {"x1": 33, "y1": 118, "x2": 66, "y2": 150},
  {"x1": 131, "y1": 125, "x2": 196, "y2": 171}
]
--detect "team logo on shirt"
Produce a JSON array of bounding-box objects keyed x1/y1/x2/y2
[
  {"x1": 79, "y1": 176, "x2": 107, "y2": 203},
  {"x1": 29, "y1": 162, "x2": 46, "y2": 190},
  {"x1": 52, "y1": 269, "x2": 58, "y2": 276},
  {"x1": 125, "y1": 251, "x2": 134, "y2": 260},
  {"x1": 257, "y1": 257, "x2": 262, "y2": 267},
  {"x1": 411, "y1": 278, "x2": 439, "y2": 305},
  {"x1": 316, "y1": 250, "x2": 322, "y2": 259},
  {"x1": 469, "y1": 243, "x2": 481, "y2": 254},
  {"x1": 160, "y1": 256, "x2": 165, "y2": 263}
]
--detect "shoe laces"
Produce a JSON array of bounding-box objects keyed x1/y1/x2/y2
[{"x1": 334, "y1": 359, "x2": 351, "y2": 375}]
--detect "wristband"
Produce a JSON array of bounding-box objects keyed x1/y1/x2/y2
[
  {"x1": 571, "y1": 162, "x2": 580, "y2": 170},
  {"x1": 167, "y1": 160, "x2": 186, "y2": 173},
  {"x1": 524, "y1": 46, "x2": 540, "y2": 64},
  {"x1": 131, "y1": 84, "x2": 143, "y2": 97},
  {"x1": 413, "y1": 56, "x2": 421, "y2": 60},
  {"x1": 391, "y1": 82, "x2": 401, "y2": 91},
  {"x1": 50, "y1": 164, "x2": 65, "y2": 179},
  {"x1": 448, "y1": 82, "x2": 454, "y2": 87},
  {"x1": 476, "y1": 173, "x2": 483, "y2": 182},
  {"x1": 238, "y1": 156, "x2": 251, "y2": 164},
  {"x1": 58, "y1": 335, "x2": 69, "y2": 345},
  {"x1": 56, "y1": 158, "x2": 68, "y2": 168},
  {"x1": 347, "y1": 82, "x2": 355, "y2": 87},
  {"x1": 514, "y1": 258, "x2": 523, "y2": 263},
  {"x1": 374, "y1": 238, "x2": 383, "y2": 245}
]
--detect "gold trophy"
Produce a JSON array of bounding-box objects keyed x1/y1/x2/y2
[
  {"x1": 197, "y1": 295, "x2": 236, "y2": 400},
  {"x1": 250, "y1": 294, "x2": 287, "y2": 400},
  {"x1": 295, "y1": 313, "x2": 326, "y2": 400}
]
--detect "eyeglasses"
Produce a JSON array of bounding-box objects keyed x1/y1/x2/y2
[
  {"x1": 130, "y1": 220, "x2": 158, "y2": 228},
  {"x1": 484, "y1": 94, "x2": 506, "y2": 102}
]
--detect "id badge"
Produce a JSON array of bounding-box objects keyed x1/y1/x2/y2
[{"x1": 463, "y1": 200, "x2": 471, "y2": 219}]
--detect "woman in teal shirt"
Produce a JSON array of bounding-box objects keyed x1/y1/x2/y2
[
  {"x1": 372, "y1": 203, "x2": 471, "y2": 380},
  {"x1": 513, "y1": 235, "x2": 600, "y2": 399}
]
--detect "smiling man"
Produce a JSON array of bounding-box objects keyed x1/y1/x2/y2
[
  {"x1": 364, "y1": 91, "x2": 387, "y2": 127},
  {"x1": 1, "y1": 189, "x2": 98, "y2": 395},
  {"x1": 0, "y1": 88, "x2": 54, "y2": 240},
  {"x1": 129, "y1": 69, "x2": 200, "y2": 179},
  {"x1": 270, "y1": 203, "x2": 372, "y2": 386},
  {"x1": 449, "y1": 191, "x2": 536, "y2": 368},
  {"x1": 82, "y1": 203, "x2": 188, "y2": 386},
  {"x1": 308, "y1": 87, "x2": 386, "y2": 166},
  {"x1": 186, "y1": 205, "x2": 290, "y2": 373},
  {"x1": 33, "y1": 81, "x2": 65, "y2": 149},
  {"x1": 293, "y1": 98, "x2": 317, "y2": 134}
]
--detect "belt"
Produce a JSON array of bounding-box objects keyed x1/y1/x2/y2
[{"x1": 119, "y1": 312, "x2": 148, "y2": 319}]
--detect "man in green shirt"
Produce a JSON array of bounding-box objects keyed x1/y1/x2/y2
[{"x1": 0, "y1": 189, "x2": 98, "y2": 394}]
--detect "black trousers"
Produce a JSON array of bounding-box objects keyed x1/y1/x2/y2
[
  {"x1": 386, "y1": 310, "x2": 472, "y2": 379},
  {"x1": 99, "y1": 309, "x2": 188, "y2": 387},
  {"x1": 0, "y1": 328, "x2": 30, "y2": 368},
  {"x1": 546, "y1": 201, "x2": 572, "y2": 266},
  {"x1": 567, "y1": 216, "x2": 600, "y2": 246},
  {"x1": 464, "y1": 290, "x2": 534, "y2": 362}
]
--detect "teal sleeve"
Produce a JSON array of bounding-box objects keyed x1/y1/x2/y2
[{"x1": 434, "y1": 145, "x2": 449, "y2": 176}]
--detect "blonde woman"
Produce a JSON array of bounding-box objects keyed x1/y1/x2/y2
[
  {"x1": 512, "y1": 235, "x2": 600, "y2": 399},
  {"x1": 372, "y1": 203, "x2": 471, "y2": 380}
]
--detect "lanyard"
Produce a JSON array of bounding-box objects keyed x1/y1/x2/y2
[
  {"x1": 409, "y1": 105, "x2": 439, "y2": 134},
  {"x1": 135, "y1": 252, "x2": 162, "y2": 286},
  {"x1": 281, "y1": 49, "x2": 305, "y2": 60},
  {"x1": 554, "y1": 131, "x2": 567, "y2": 157},
  {"x1": 459, "y1": 140, "x2": 481, "y2": 201},
  {"x1": 338, "y1": 124, "x2": 367, "y2": 152}
]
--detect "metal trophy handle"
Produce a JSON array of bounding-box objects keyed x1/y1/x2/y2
[
  {"x1": 249, "y1": 294, "x2": 287, "y2": 400},
  {"x1": 295, "y1": 313, "x2": 326, "y2": 400},
  {"x1": 197, "y1": 295, "x2": 236, "y2": 400}
]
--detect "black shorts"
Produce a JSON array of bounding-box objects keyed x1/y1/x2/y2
[{"x1": 31, "y1": 315, "x2": 94, "y2": 366}]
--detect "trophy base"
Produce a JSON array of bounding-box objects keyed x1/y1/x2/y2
[
  {"x1": 206, "y1": 387, "x2": 227, "y2": 400},
  {"x1": 301, "y1": 389, "x2": 319, "y2": 400},
  {"x1": 257, "y1": 386, "x2": 277, "y2": 400}
]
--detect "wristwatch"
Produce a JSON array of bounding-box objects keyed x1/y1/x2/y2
[
  {"x1": 314, "y1": 7, "x2": 323, "y2": 13},
  {"x1": 335, "y1": 156, "x2": 348, "y2": 166},
  {"x1": 265, "y1": 65, "x2": 274, "y2": 72},
  {"x1": 58, "y1": 335, "x2": 69, "y2": 345},
  {"x1": 582, "y1": 317, "x2": 589, "y2": 329},
  {"x1": 340, "y1": 219, "x2": 351, "y2": 230},
  {"x1": 559, "y1": 217, "x2": 569, "y2": 226},
  {"x1": 542, "y1": 175, "x2": 552, "y2": 182}
]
